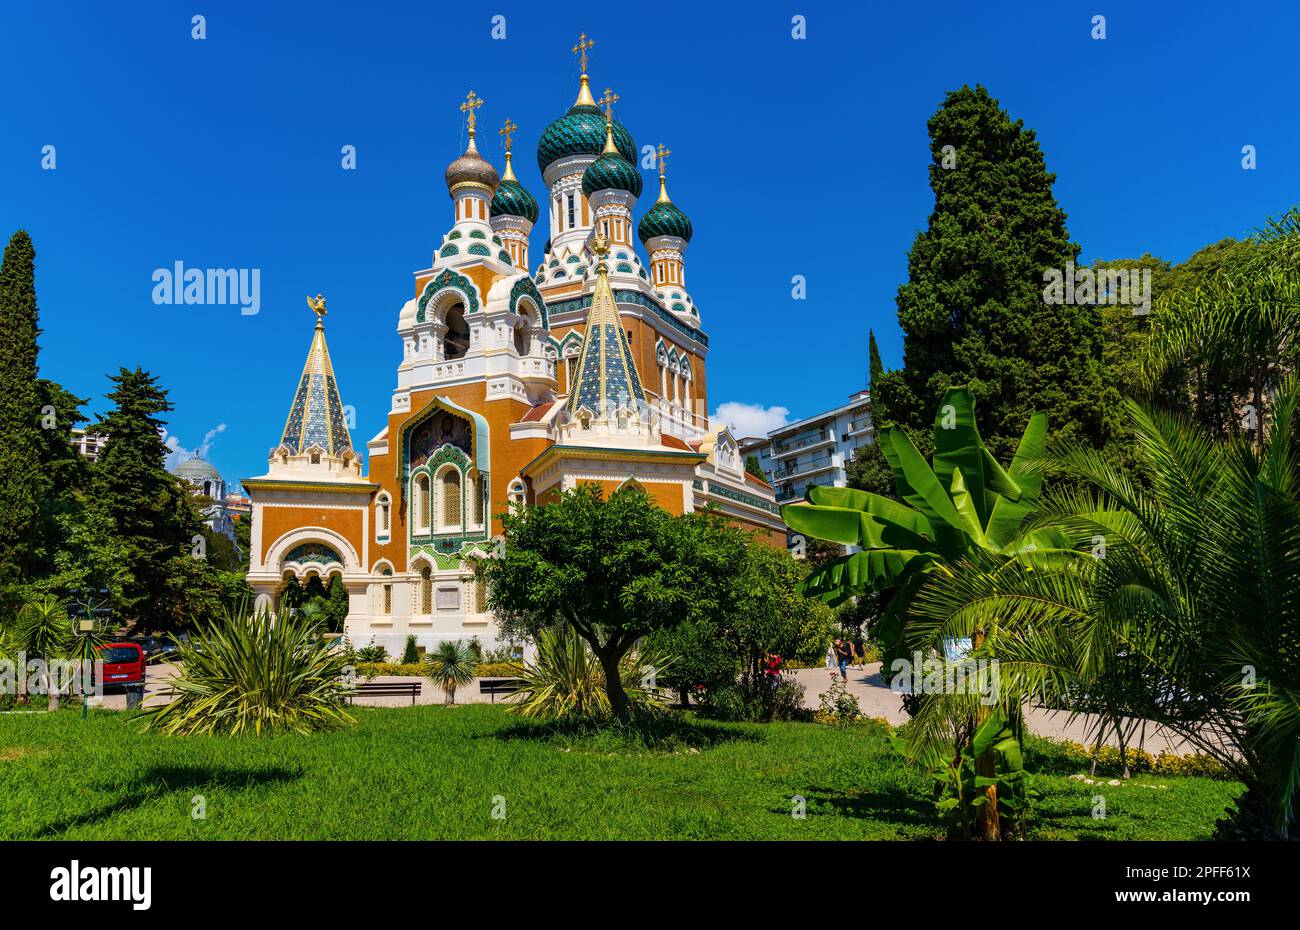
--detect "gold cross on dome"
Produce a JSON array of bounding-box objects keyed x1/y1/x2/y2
[
  {"x1": 572, "y1": 32, "x2": 595, "y2": 73},
  {"x1": 498, "y1": 117, "x2": 518, "y2": 153},
  {"x1": 460, "y1": 90, "x2": 484, "y2": 134},
  {"x1": 656, "y1": 143, "x2": 672, "y2": 177},
  {"x1": 597, "y1": 87, "x2": 619, "y2": 120}
]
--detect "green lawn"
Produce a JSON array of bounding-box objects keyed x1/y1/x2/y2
[{"x1": 0, "y1": 705, "x2": 1240, "y2": 840}]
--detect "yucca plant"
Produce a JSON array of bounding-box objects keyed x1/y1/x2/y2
[
  {"x1": 424, "y1": 639, "x2": 477, "y2": 705},
  {"x1": 510, "y1": 627, "x2": 673, "y2": 721},
  {"x1": 144, "y1": 602, "x2": 354, "y2": 736},
  {"x1": 7, "y1": 596, "x2": 74, "y2": 709}
]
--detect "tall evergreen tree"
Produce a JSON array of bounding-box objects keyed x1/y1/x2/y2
[
  {"x1": 868, "y1": 329, "x2": 884, "y2": 396},
  {"x1": 89, "y1": 368, "x2": 211, "y2": 631},
  {"x1": 0, "y1": 231, "x2": 47, "y2": 596},
  {"x1": 874, "y1": 86, "x2": 1109, "y2": 461}
]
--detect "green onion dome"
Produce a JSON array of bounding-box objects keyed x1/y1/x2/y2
[
  {"x1": 638, "y1": 196, "x2": 692, "y2": 244},
  {"x1": 537, "y1": 80, "x2": 636, "y2": 173},
  {"x1": 491, "y1": 152, "x2": 539, "y2": 222},
  {"x1": 582, "y1": 150, "x2": 642, "y2": 198}
]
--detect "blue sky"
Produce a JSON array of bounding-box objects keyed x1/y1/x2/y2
[{"x1": 2, "y1": 1, "x2": 1297, "y2": 486}]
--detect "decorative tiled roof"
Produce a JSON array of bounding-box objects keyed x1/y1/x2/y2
[
  {"x1": 538, "y1": 103, "x2": 636, "y2": 173},
  {"x1": 278, "y1": 312, "x2": 353, "y2": 457},
  {"x1": 564, "y1": 236, "x2": 645, "y2": 419}
]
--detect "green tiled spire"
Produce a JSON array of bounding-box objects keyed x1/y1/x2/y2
[
  {"x1": 278, "y1": 296, "x2": 354, "y2": 457},
  {"x1": 565, "y1": 237, "x2": 646, "y2": 419}
]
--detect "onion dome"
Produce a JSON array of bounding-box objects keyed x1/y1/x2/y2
[
  {"x1": 445, "y1": 91, "x2": 499, "y2": 195},
  {"x1": 445, "y1": 137, "x2": 499, "y2": 195},
  {"x1": 582, "y1": 119, "x2": 643, "y2": 198},
  {"x1": 638, "y1": 173, "x2": 692, "y2": 243},
  {"x1": 492, "y1": 148, "x2": 539, "y2": 222},
  {"x1": 538, "y1": 74, "x2": 636, "y2": 172}
]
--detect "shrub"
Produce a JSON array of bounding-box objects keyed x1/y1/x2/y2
[
  {"x1": 401, "y1": 635, "x2": 419, "y2": 664},
  {"x1": 144, "y1": 605, "x2": 354, "y2": 736},
  {"x1": 700, "y1": 674, "x2": 809, "y2": 723},
  {"x1": 476, "y1": 661, "x2": 523, "y2": 678},
  {"x1": 355, "y1": 662, "x2": 424, "y2": 677},
  {"x1": 354, "y1": 643, "x2": 389, "y2": 664},
  {"x1": 510, "y1": 627, "x2": 672, "y2": 721},
  {"x1": 815, "y1": 673, "x2": 861, "y2": 726}
]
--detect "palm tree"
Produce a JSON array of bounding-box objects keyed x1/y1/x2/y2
[
  {"x1": 145, "y1": 602, "x2": 354, "y2": 736},
  {"x1": 424, "y1": 640, "x2": 477, "y2": 705},
  {"x1": 1143, "y1": 208, "x2": 1300, "y2": 448},
  {"x1": 910, "y1": 379, "x2": 1300, "y2": 838}
]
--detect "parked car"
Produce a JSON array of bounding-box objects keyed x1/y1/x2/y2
[{"x1": 95, "y1": 642, "x2": 146, "y2": 690}]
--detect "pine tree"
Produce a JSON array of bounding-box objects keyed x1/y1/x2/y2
[
  {"x1": 874, "y1": 86, "x2": 1109, "y2": 460},
  {"x1": 89, "y1": 368, "x2": 209, "y2": 631},
  {"x1": 0, "y1": 231, "x2": 48, "y2": 596}
]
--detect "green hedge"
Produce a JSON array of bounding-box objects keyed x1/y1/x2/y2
[{"x1": 353, "y1": 661, "x2": 523, "y2": 679}]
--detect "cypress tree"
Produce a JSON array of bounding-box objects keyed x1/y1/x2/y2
[
  {"x1": 874, "y1": 85, "x2": 1108, "y2": 460},
  {"x1": 868, "y1": 329, "x2": 884, "y2": 396},
  {"x1": 0, "y1": 231, "x2": 48, "y2": 595},
  {"x1": 90, "y1": 368, "x2": 206, "y2": 631}
]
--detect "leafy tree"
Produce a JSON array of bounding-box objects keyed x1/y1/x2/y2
[
  {"x1": 0, "y1": 231, "x2": 47, "y2": 601},
  {"x1": 744, "y1": 454, "x2": 767, "y2": 481},
  {"x1": 88, "y1": 368, "x2": 214, "y2": 632},
  {"x1": 482, "y1": 483, "x2": 747, "y2": 723},
  {"x1": 873, "y1": 85, "x2": 1109, "y2": 463},
  {"x1": 645, "y1": 541, "x2": 835, "y2": 711},
  {"x1": 326, "y1": 574, "x2": 350, "y2": 633}
]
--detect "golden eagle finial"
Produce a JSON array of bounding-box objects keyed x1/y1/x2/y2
[{"x1": 307, "y1": 293, "x2": 327, "y2": 327}]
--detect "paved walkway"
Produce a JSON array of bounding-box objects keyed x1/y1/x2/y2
[
  {"x1": 790, "y1": 664, "x2": 1204, "y2": 754},
  {"x1": 96, "y1": 661, "x2": 1203, "y2": 755}
]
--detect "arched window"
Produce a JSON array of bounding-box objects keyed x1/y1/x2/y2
[
  {"x1": 444, "y1": 303, "x2": 469, "y2": 359},
  {"x1": 508, "y1": 478, "x2": 526, "y2": 511},
  {"x1": 376, "y1": 566, "x2": 393, "y2": 615},
  {"x1": 375, "y1": 493, "x2": 391, "y2": 539},
  {"x1": 440, "y1": 468, "x2": 462, "y2": 529},
  {"x1": 413, "y1": 474, "x2": 431, "y2": 533},
  {"x1": 419, "y1": 565, "x2": 432, "y2": 614}
]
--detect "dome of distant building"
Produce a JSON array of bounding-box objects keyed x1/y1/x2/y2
[{"x1": 174, "y1": 454, "x2": 223, "y2": 485}]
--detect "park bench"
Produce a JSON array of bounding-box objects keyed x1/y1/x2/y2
[
  {"x1": 478, "y1": 678, "x2": 524, "y2": 702},
  {"x1": 349, "y1": 680, "x2": 422, "y2": 705}
]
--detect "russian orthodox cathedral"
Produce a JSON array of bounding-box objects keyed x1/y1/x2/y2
[{"x1": 244, "y1": 36, "x2": 784, "y2": 648}]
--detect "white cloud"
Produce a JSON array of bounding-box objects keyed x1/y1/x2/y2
[
  {"x1": 163, "y1": 422, "x2": 227, "y2": 470},
  {"x1": 710, "y1": 402, "x2": 790, "y2": 439}
]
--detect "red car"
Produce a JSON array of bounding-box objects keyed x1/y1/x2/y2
[{"x1": 95, "y1": 642, "x2": 146, "y2": 689}]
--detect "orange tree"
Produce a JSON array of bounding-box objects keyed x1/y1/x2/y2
[{"x1": 479, "y1": 483, "x2": 747, "y2": 724}]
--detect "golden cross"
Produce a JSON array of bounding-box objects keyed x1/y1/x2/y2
[
  {"x1": 572, "y1": 32, "x2": 594, "y2": 73},
  {"x1": 307, "y1": 293, "x2": 327, "y2": 324},
  {"x1": 460, "y1": 90, "x2": 484, "y2": 134},
  {"x1": 498, "y1": 117, "x2": 518, "y2": 153},
  {"x1": 656, "y1": 143, "x2": 672, "y2": 177},
  {"x1": 597, "y1": 87, "x2": 619, "y2": 120}
]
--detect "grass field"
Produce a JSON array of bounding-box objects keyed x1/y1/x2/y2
[{"x1": 0, "y1": 705, "x2": 1241, "y2": 840}]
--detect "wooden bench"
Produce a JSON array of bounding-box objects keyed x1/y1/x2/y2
[
  {"x1": 349, "y1": 680, "x2": 422, "y2": 705},
  {"x1": 478, "y1": 678, "x2": 524, "y2": 702}
]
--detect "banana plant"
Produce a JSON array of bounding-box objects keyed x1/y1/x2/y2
[
  {"x1": 783, "y1": 386, "x2": 1069, "y2": 652},
  {"x1": 782, "y1": 387, "x2": 1068, "y2": 840}
]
